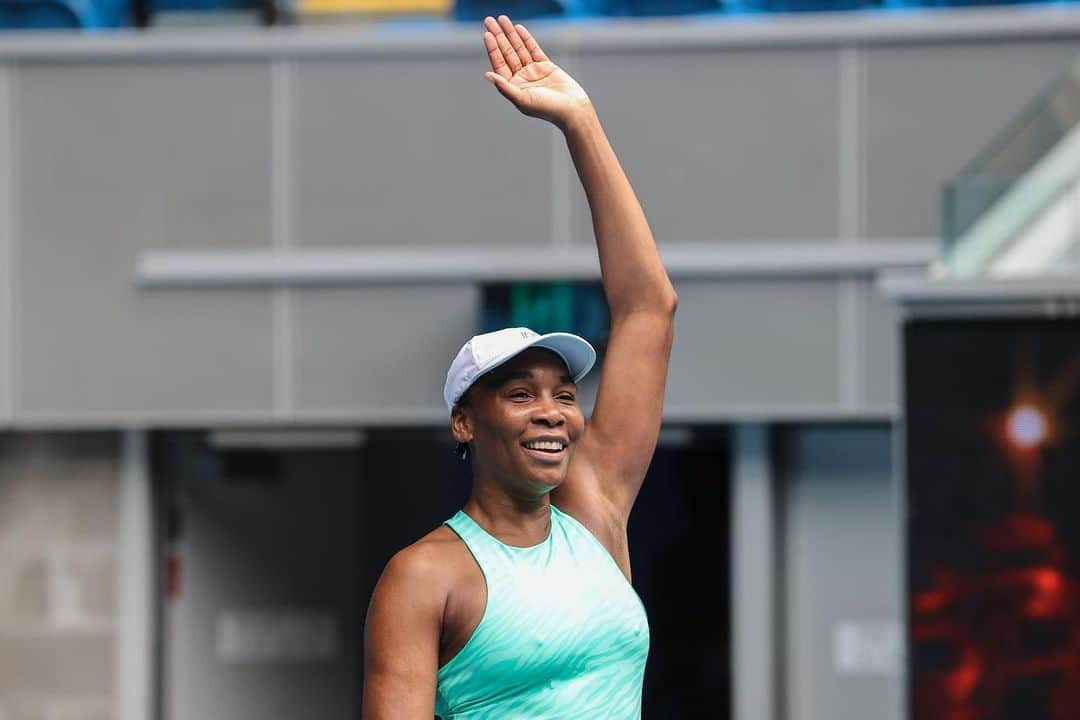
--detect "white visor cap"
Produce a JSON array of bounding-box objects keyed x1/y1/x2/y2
[{"x1": 444, "y1": 327, "x2": 596, "y2": 413}]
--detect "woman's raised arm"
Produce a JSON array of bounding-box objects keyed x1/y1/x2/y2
[{"x1": 482, "y1": 16, "x2": 678, "y2": 523}]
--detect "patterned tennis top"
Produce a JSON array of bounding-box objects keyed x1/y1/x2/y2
[{"x1": 435, "y1": 504, "x2": 649, "y2": 719}]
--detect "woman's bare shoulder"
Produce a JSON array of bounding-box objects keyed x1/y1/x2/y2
[{"x1": 379, "y1": 524, "x2": 474, "y2": 592}]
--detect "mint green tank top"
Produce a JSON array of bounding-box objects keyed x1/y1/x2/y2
[{"x1": 435, "y1": 504, "x2": 649, "y2": 719}]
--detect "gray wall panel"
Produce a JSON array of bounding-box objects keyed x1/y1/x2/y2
[
  {"x1": 16, "y1": 63, "x2": 276, "y2": 416},
  {"x1": 782, "y1": 424, "x2": 900, "y2": 720},
  {"x1": 864, "y1": 41, "x2": 1079, "y2": 239},
  {"x1": 18, "y1": 63, "x2": 274, "y2": 251},
  {"x1": 572, "y1": 48, "x2": 842, "y2": 245},
  {"x1": 292, "y1": 285, "x2": 479, "y2": 414},
  {"x1": 861, "y1": 279, "x2": 900, "y2": 409},
  {"x1": 293, "y1": 59, "x2": 553, "y2": 248},
  {"x1": 6, "y1": 26, "x2": 1079, "y2": 423},
  {"x1": 666, "y1": 280, "x2": 841, "y2": 408}
]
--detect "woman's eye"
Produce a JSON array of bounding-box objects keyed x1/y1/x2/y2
[{"x1": 558, "y1": 394, "x2": 576, "y2": 402}]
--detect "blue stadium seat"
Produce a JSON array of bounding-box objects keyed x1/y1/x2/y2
[
  {"x1": 0, "y1": 0, "x2": 102, "y2": 27},
  {"x1": 880, "y1": 0, "x2": 1039, "y2": 7},
  {"x1": 727, "y1": 0, "x2": 866, "y2": 11},
  {"x1": 132, "y1": 0, "x2": 275, "y2": 27},
  {"x1": 454, "y1": 0, "x2": 588, "y2": 20},
  {"x1": 593, "y1": 0, "x2": 722, "y2": 15},
  {"x1": 0, "y1": 0, "x2": 130, "y2": 28},
  {"x1": 146, "y1": 0, "x2": 258, "y2": 10}
]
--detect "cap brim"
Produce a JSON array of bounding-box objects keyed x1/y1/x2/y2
[{"x1": 527, "y1": 332, "x2": 597, "y2": 383}]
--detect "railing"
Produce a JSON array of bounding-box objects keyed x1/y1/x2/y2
[{"x1": 943, "y1": 54, "x2": 1080, "y2": 276}]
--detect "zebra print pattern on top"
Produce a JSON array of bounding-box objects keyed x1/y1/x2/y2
[{"x1": 435, "y1": 504, "x2": 650, "y2": 719}]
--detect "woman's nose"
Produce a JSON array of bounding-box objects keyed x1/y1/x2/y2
[{"x1": 533, "y1": 397, "x2": 565, "y2": 425}]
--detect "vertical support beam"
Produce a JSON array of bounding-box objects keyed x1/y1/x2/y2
[
  {"x1": 272, "y1": 60, "x2": 295, "y2": 420},
  {"x1": 732, "y1": 424, "x2": 777, "y2": 720},
  {"x1": 0, "y1": 63, "x2": 14, "y2": 423},
  {"x1": 117, "y1": 429, "x2": 154, "y2": 720},
  {"x1": 837, "y1": 46, "x2": 866, "y2": 412}
]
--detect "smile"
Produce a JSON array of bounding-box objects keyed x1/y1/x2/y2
[
  {"x1": 521, "y1": 445, "x2": 566, "y2": 463},
  {"x1": 522, "y1": 439, "x2": 567, "y2": 452}
]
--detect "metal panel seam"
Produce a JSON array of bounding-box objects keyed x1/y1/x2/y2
[
  {"x1": 272, "y1": 59, "x2": 295, "y2": 419},
  {"x1": 8, "y1": 62, "x2": 18, "y2": 422},
  {"x1": 0, "y1": 64, "x2": 12, "y2": 422},
  {"x1": 838, "y1": 46, "x2": 866, "y2": 411}
]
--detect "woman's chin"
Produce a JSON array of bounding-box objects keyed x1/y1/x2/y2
[{"x1": 528, "y1": 468, "x2": 567, "y2": 492}]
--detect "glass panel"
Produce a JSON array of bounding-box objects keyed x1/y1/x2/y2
[{"x1": 943, "y1": 54, "x2": 1080, "y2": 274}]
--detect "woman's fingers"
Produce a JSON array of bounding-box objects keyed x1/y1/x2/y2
[
  {"x1": 497, "y1": 15, "x2": 532, "y2": 69},
  {"x1": 515, "y1": 23, "x2": 549, "y2": 62},
  {"x1": 484, "y1": 16, "x2": 522, "y2": 75},
  {"x1": 494, "y1": 32, "x2": 523, "y2": 75},
  {"x1": 482, "y1": 14, "x2": 546, "y2": 97},
  {"x1": 483, "y1": 31, "x2": 512, "y2": 79}
]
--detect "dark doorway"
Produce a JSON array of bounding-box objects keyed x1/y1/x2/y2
[{"x1": 632, "y1": 429, "x2": 731, "y2": 720}]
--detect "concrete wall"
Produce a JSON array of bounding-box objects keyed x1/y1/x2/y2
[
  {"x1": 0, "y1": 433, "x2": 120, "y2": 720},
  {"x1": 0, "y1": 10, "x2": 1077, "y2": 426}
]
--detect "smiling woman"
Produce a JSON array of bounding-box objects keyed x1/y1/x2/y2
[
  {"x1": 361, "y1": 14, "x2": 677, "y2": 720},
  {"x1": 453, "y1": 344, "x2": 587, "y2": 494}
]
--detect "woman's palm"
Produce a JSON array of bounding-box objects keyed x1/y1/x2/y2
[
  {"x1": 483, "y1": 15, "x2": 591, "y2": 126},
  {"x1": 507, "y1": 62, "x2": 590, "y2": 121}
]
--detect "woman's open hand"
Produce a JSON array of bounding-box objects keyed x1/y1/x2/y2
[{"x1": 483, "y1": 15, "x2": 593, "y2": 129}]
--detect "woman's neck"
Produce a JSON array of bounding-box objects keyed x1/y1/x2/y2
[{"x1": 464, "y1": 482, "x2": 553, "y2": 547}]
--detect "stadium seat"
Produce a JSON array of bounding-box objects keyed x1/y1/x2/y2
[
  {"x1": 132, "y1": 0, "x2": 275, "y2": 25},
  {"x1": 454, "y1": 0, "x2": 595, "y2": 20},
  {"x1": 595, "y1": 0, "x2": 722, "y2": 16},
  {"x1": 0, "y1": 0, "x2": 105, "y2": 28}
]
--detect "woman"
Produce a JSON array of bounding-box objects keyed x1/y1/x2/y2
[{"x1": 363, "y1": 14, "x2": 678, "y2": 718}]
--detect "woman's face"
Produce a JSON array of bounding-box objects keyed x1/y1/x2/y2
[{"x1": 454, "y1": 348, "x2": 586, "y2": 496}]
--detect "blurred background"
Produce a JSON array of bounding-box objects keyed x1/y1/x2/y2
[{"x1": 0, "y1": 0, "x2": 1079, "y2": 719}]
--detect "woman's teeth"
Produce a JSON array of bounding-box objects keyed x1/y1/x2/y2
[{"x1": 523, "y1": 440, "x2": 564, "y2": 452}]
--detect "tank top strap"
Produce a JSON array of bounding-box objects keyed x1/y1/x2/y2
[
  {"x1": 445, "y1": 509, "x2": 494, "y2": 556},
  {"x1": 443, "y1": 510, "x2": 519, "y2": 581}
]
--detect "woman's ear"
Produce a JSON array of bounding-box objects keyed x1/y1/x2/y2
[{"x1": 450, "y1": 402, "x2": 473, "y2": 445}]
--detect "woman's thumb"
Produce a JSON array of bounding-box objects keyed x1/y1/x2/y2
[{"x1": 485, "y1": 72, "x2": 524, "y2": 105}]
